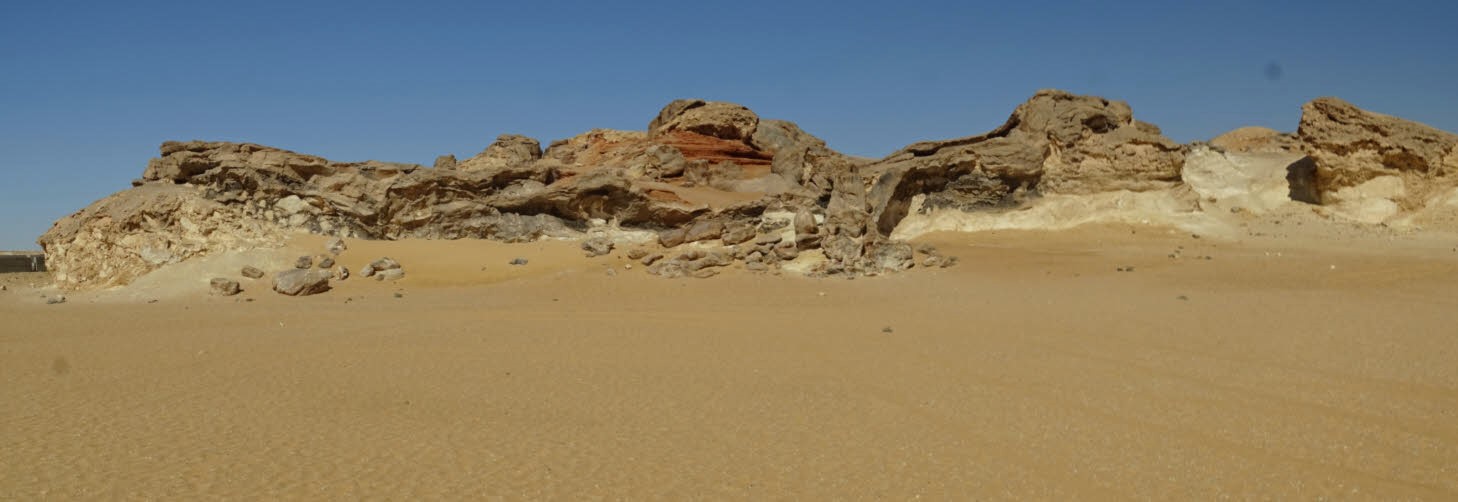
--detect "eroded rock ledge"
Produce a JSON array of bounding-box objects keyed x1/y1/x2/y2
[{"x1": 39, "y1": 90, "x2": 1458, "y2": 290}]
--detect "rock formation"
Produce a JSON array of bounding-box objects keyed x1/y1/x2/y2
[
  {"x1": 37, "y1": 90, "x2": 1458, "y2": 291},
  {"x1": 865, "y1": 90, "x2": 1187, "y2": 236},
  {"x1": 1297, "y1": 97, "x2": 1458, "y2": 221}
]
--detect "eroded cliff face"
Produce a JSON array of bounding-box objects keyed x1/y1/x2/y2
[
  {"x1": 1296, "y1": 97, "x2": 1458, "y2": 222},
  {"x1": 38, "y1": 90, "x2": 1458, "y2": 290},
  {"x1": 864, "y1": 90, "x2": 1188, "y2": 236}
]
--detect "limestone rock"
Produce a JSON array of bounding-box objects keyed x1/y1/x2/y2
[
  {"x1": 210, "y1": 278, "x2": 241, "y2": 296},
  {"x1": 649, "y1": 99, "x2": 759, "y2": 143},
  {"x1": 37, "y1": 184, "x2": 285, "y2": 290},
  {"x1": 369, "y1": 257, "x2": 401, "y2": 272},
  {"x1": 272, "y1": 269, "x2": 332, "y2": 296},
  {"x1": 433, "y1": 154, "x2": 458, "y2": 169},
  {"x1": 866, "y1": 89, "x2": 1186, "y2": 236},
  {"x1": 683, "y1": 220, "x2": 725, "y2": 243},
  {"x1": 721, "y1": 223, "x2": 756, "y2": 245},
  {"x1": 1298, "y1": 97, "x2": 1458, "y2": 215},
  {"x1": 1210, "y1": 127, "x2": 1299, "y2": 153},
  {"x1": 457, "y1": 134, "x2": 543, "y2": 173},
  {"x1": 582, "y1": 236, "x2": 614, "y2": 257}
]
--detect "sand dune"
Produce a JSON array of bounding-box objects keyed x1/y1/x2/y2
[{"x1": 4, "y1": 226, "x2": 1457, "y2": 499}]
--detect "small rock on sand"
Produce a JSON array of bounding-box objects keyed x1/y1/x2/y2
[
  {"x1": 273, "y1": 269, "x2": 332, "y2": 296},
  {"x1": 210, "y1": 278, "x2": 241, "y2": 296},
  {"x1": 510, "y1": 257, "x2": 528, "y2": 266},
  {"x1": 294, "y1": 256, "x2": 313, "y2": 269},
  {"x1": 326, "y1": 238, "x2": 347, "y2": 255},
  {"x1": 318, "y1": 257, "x2": 336, "y2": 269},
  {"x1": 582, "y1": 237, "x2": 614, "y2": 257},
  {"x1": 241, "y1": 266, "x2": 265, "y2": 279}
]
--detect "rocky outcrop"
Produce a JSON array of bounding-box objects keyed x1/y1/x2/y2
[
  {"x1": 456, "y1": 134, "x2": 543, "y2": 173},
  {"x1": 1298, "y1": 97, "x2": 1458, "y2": 220},
  {"x1": 39, "y1": 183, "x2": 285, "y2": 289},
  {"x1": 52, "y1": 89, "x2": 1455, "y2": 291},
  {"x1": 649, "y1": 99, "x2": 759, "y2": 143},
  {"x1": 865, "y1": 89, "x2": 1187, "y2": 236}
]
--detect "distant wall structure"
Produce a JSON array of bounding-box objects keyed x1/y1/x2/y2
[{"x1": 0, "y1": 253, "x2": 47, "y2": 273}]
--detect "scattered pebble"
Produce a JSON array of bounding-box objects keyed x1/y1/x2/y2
[
  {"x1": 1176, "y1": 295, "x2": 1189, "y2": 301},
  {"x1": 46, "y1": 296, "x2": 66, "y2": 305},
  {"x1": 510, "y1": 257, "x2": 528, "y2": 266},
  {"x1": 393, "y1": 292, "x2": 404, "y2": 299},
  {"x1": 882, "y1": 326, "x2": 894, "y2": 334},
  {"x1": 817, "y1": 291, "x2": 826, "y2": 297}
]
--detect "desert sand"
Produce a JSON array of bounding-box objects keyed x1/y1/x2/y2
[{"x1": 4, "y1": 224, "x2": 1457, "y2": 499}]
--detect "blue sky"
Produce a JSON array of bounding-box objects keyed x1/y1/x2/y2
[{"x1": 2, "y1": 0, "x2": 1454, "y2": 250}]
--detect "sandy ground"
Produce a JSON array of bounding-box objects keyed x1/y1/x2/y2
[{"x1": 3, "y1": 225, "x2": 1458, "y2": 499}]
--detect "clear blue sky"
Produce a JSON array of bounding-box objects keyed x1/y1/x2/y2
[{"x1": 2, "y1": 0, "x2": 1455, "y2": 250}]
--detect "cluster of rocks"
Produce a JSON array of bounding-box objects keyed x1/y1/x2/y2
[
  {"x1": 37, "y1": 90, "x2": 1458, "y2": 289},
  {"x1": 206, "y1": 238, "x2": 403, "y2": 297}
]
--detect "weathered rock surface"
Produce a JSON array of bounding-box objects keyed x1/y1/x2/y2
[
  {"x1": 866, "y1": 89, "x2": 1186, "y2": 236},
  {"x1": 272, "y1": 269, "x2": 332, "y2": 296},
  {"x1": 1298, "y1": 97, "x2": 1458, "y2": 218},
  {"x1": 457, "y1": 134, "x2": 543, "y2": 173},
  {"x1": 582, "y1": 236, "x2": 613, "y2": 257},
  {"x1": 650, "y1": 99, "x2": 759, "y2": 143},
  {"x1": 47, "y1": 89, "x2": 1454, "y2": 290},
  {"x1": 210, "y1": 278, "x2": 241, "y2": 296},
  {"x1": 1210, "y1": 127, "x2": 1299, "y2": 153}
]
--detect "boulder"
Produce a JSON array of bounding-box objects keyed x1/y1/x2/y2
[
  {"x1": 683, "y1": 220, "x2": 725, "y2": 243},
  {"x1": 649, "y1": 99, "x2": 759, "y2": 142},
  {"x1": 457, "y1": 134, "x2": 543, "y2": 173},
  {"x1": 272, "y1": 269, "x2": 332, "y2": 296},
  {"x1": 210, "y1": 278, "x2": 241, "y2": 296},
  {"x1": 369, "y1": 257, "x2": 401, "y2": 271},
  {"x1": 582, "y1": 236, "x2": 614, "y2": 257}
]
